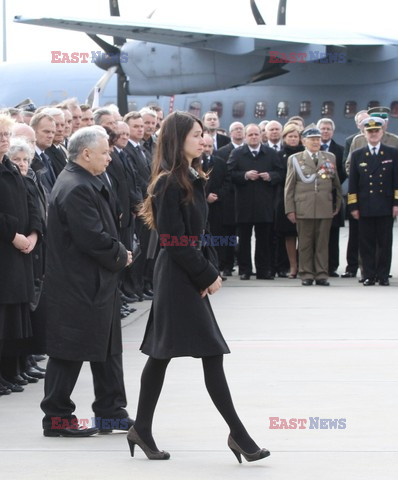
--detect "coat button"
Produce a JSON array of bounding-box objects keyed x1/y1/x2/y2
[
  {"x1": 370, "y1": 182, "x2": 373, "y2": 185},
  {"x1": 370, "y1": 190, "x2": 373, "y2": 193}
]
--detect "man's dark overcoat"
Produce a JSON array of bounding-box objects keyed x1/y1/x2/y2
[{"x1": 45, "y1": 162, "x2": 128, "y2": 362}]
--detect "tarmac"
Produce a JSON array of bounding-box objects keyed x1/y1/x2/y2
[{"x1": 1, "y1": 224, "x2": 398, "y2": 480}]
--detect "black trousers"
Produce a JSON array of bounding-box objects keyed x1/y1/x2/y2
[
  {"x1": 41, "y1": 353, "x2": 128, "y2": 429},
  {"x1": 238, "y1": 222, "x2": 273, "y2": 276},
  {"x1": 328, "y1": 226, "x2": 340, "y2": 273},
  {"x1": 345, "y1": 217, "x2": 359, "y2": 274},
  {"x1": 358, "y1": 216, "x2": 393, "y2": 280},
  {"x1": 129, "y1": 217, "x2": 151, "y2": 296}
]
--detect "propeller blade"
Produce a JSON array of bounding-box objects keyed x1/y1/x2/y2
[
  {"x1": 277, "y1": 0, "x2": 287, "y2": 25},
  {"x1": 250, "y1": 0, "x2": 266, "y2": 25},
  {"x1": 86, "y1": 66, "x2": 118, "y2": 107},
  {"x1": 87, "y1": 33, "x2": 119, "y2": 56}
]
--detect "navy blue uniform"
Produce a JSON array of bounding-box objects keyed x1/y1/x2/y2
[{"x1": 348, "y1": 144, "x2": 398, "y2": 281}]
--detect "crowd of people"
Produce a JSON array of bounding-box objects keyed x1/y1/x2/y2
[{"x1": 1, "y1": 100, "x2": 397, "y2": 409}]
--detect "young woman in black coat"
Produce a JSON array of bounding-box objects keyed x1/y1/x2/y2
[{"x1": 127, "y1": 112, "x2": 269, "y2": 463}]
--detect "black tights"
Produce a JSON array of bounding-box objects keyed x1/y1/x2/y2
[{"x1": 134, "y1": 355, "x2": 258, "y2": 453}]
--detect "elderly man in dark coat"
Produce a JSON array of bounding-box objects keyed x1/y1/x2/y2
[{"x1": 41, "y1": 126, "x2": 134, "y2": 437}]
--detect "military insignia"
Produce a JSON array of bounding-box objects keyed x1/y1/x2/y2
[{"x1": 359, "y1": 162, "x2": 367, "y2": 167}]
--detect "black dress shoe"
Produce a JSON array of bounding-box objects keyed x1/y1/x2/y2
[
  {"x1": 301, "y1": 279, "x2": 313, "y2": 286},
  {"x1": 26, "y1": 368, "x2": 45, "y2": 379},
  {"x1": 223, "y1": 269, "x2": 232, "y2": 276},
  {"x1": 98, "y1": 417, "x2": 135, "y2": 434},
  {"x1": 120, "y1": 293, "x2": 139, "y2": 303},
  {"x1": 363, "y1": 278, "x2": 375, "y2": 286},
  {"x1": 256, "y1": 274, "x2": 274, "y2": 280},
  {"x1": 32, "y1": 364, "x2": 46, "y2": 373},
  {"x1": 143, "y1": 288, "x2": 154, "y2": 297},
  {"x1": 21, "y1": 372, "x2": 39, "y2": 383},
  {"x1": 11, "y1": 374, "x2": 28, "y2": 386},
  {"x1": 0, "y1": 384, "x2": 12, "y2": 395},
  {"x1": 43, "y1": 427, "x2": 99, "y2": 437},
  {"x1": 341, "y1": 271, "x2": 356, "y2": 278},
  {"x1": 139, "y1": 293, "x2": 153, "y2": 301},
  {"x1": 34, "y1": 354, "x2": 47, "y2": 362},
  {"x1": 328, "y1": 271, "x2": 339, "y2": 278},
  {"x1": 358, "y1": 277, "x2": 364, "y2": 283},
  {"x1": 240, "y1": 274, "x2": 250, "y2": 280},
  {"x1": 1, "y1": 379, "x2": 24, "y2": 392},
  {"x1": 379, "y1": 278, "x2": 390, "y2": 286},
  {"x1": 316, "y1": 279, "x2": 330, "y2": 286},
  {"x1": 277, "y1": 271, "x2": 288, "y2": 278}
]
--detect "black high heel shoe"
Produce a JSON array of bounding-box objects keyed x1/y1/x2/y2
[
  {"x1": 228, "y1": 435, "x2": 270, "y2": 463},
  {"x1": 127, "y1": 427, "x2": 170, "y2": 460}
]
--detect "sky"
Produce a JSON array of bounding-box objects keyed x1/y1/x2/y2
[{"x1": 2, "y1": 0, "x2": 397, "y2": 63}]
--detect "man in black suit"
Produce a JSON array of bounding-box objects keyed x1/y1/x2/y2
[
  {"x1": 348, "y1": 117, "x2": 398, "y2": 286},
  {"x1": 42, "y1": 108, "x2": 68, "y2": 178},
  {"x1": 317, "y1": 118, "x2": 346, "y2": 276},
  {"x1": 228, "y1": 124, "x2": 283, "y2": 280},
  {"x1": 41, "y1": 126, "x2": 134, "y2": 436},
  {"x1": 139, "y1": 107, "x2": 158, "y2": 155},
  {"x1": 30, "y1": 113, "x2": 57, "y2": 194},
  {"x1": 202, "y1": 111, "x2": 230, "y2": 151},
  {"x1": 265, "y1": 121, "x2": 283, "y2": 151},
  {"x1": 123, "y1": 112, "x2": 153, "y2": 300}
]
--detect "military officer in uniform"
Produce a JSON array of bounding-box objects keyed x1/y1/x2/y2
[
  {"x1": 284, "y1": 124, "x2": 342, "y2": 286},
  {"x1": 348, "y1": 117, "x2": 398, "y2": 286}
]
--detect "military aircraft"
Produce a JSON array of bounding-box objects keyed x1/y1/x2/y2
[{"x1": 5, "y1": 0, "x2": 398, "y2": 141}]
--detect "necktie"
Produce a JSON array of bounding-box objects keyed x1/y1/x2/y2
[
  {"x1": 119, "y1": 150, "x2": 130, "y2": 171},
  {"x1": 273, "y1": 144, "x2": 278, "y2": 151},
  {"x1": 252, "y1": 151, "x2": 258, "y2": 157},
  {"x1": 372, "y1": 147, "x2": 377, "y2": 156},
  {"x1": 40, "y1": 152, "x2": 56, "y2": 185},
  {"x1": 312, "y1": 153, "x2": 318, "y2": 166},
  {"x1": 321, "y1": 144, "x2": 328, "y2": 151}
]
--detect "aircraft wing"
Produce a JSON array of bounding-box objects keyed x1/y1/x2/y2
[{"x1": 14, "y1": 16, "x2": 398, "y2": 53}]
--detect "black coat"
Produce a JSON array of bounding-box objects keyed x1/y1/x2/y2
[
  {"x1": 0, "y1": 157, "x2": 42, "y2": 304},
  {"x1": 214, "y1": 133, "x2": 231, "y2": 150},
  {"x1": 45, "y1": 162, "x2": 128, "y2": 362},
  {"x1": 45, "y1": 144, "x2": 67, "y2": 178},
  {"x1": 228, "y1": 144, "x2": 284, "y2": 223},
  {"x1": 140, "y1": 173, "x2": 230, "y2": 359},
  {"x1": 274, "y1": 144, "x2": 304, "y2": 235},
  {"x1": 205, "y1": 155, "x2": 229, "y2": 233},
  {"x1": 215, "y1": 143, "x2": 237, "y2": 225},
  {"x1": 348, "y1": 144, "x2": 398, "y2": 217},
  {"x1": 328, "y1": 139, "x2": 346, "y2": 227},
  {"x1": 125, "y1": 141, "x2": 152, "y2": 196}
]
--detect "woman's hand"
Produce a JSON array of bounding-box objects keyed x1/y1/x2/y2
[
  {"x1": 12, "y1": 233, "x2": 31, "y2": 252},
  {"x1": 208, "y1": 276, "x2": 222, "y2": 295}
]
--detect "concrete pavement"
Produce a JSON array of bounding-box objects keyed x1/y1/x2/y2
[{"x1": 1, "y1": 225, "x2": 397, "y2": 480}]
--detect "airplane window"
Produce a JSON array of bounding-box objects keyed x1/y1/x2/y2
[
  {"x1": 128, "y1": 101, "x2": 137, "y2": 111},
  {"x1": 390, "y1": 101, "x2": 398, "y2": 118},
  {"x1": 321, "y1": 101, "x2": 334, "y2": 117},
  {"x1": 232, "y1": 101, "x2": 245, "y2": 118},
  {"x1": 211, "y1": 101, "x2": 223, "y2": 118},
  {"x1": 367, "y1": 101, "x2": 380, "y2": 110},
  {"x1": 254, "y1": 101, "x2": 267, "y2": 118},
  {"x1": 277, "y1": 101, "x2": 289, "y2": 118},
  {"x1": 188, "y1": 101, "x2": 201, "y2": 118},
  {"x1": 344, "y1": 101, "x2": 357, "y2": 118},
  {"x1": 299, "y1": 101, "x2": 311, "y2": 117}
]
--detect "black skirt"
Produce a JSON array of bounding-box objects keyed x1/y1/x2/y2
[{"x1": 0, "y1": 303, "x2": 32, "y2": 340}]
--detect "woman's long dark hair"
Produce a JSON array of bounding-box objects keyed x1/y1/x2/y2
[{"x1": 140, "y1": 111, "x2": 205, "y2": 229}]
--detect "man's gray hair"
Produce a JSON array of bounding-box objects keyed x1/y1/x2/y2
[
  {"x1": 68, "y1": 126, "x2": 108, "y2": 163},
  {"x1": 316, "y1": 118, "x2": 335, "y2": 130},
  {"x1": 41, "y1": 107, "x2": 65, "y2": 119},
  {"x1": 8, "y1": 138, "x2": 34, "y2": 164},
  {"x1": 139, "y1": 107, "x2": 157, "y2": 118},
  {"x1": 93, "y1": 108, "x2": 113, "y2": 125}
]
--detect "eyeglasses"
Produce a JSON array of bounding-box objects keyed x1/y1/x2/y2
[{"x1": 0, "y1": 132, "x2": 11, "y2": 139}]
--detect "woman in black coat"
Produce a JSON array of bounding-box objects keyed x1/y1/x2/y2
[
  {"x1": 0, "y1": 115, "x2": 41, "y2": 394},
  {"x1": 274, "y1": 123, "x2": 304, "y2": 278},
  {"x1": 127, "y1": 112, "x2": 269, "y2": 463}
]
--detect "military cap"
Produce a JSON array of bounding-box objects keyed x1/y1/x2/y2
[
  {"x1": 14, "y1": 98, "x2": 36, "y2": 112},
  {"x1": 361, "y1": 117, "x2": 385, "y2": 130},
  {"x1": 301, "y1": 123, "x2": 321, "y2": 138},
  {"x1": 367, "y1": 106, "x2": 390, "y2": 119}
]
